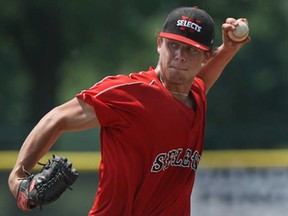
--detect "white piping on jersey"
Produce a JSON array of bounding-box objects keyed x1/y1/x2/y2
[
  {"x1": 79, "y1": 73, "x2": 158, "y2": 98},
  {"x1": 149, "y1": 80, "x2": 156, "y2": 85},
  {"x1": 94, "y1": 81, "x2": 144, "y2": 98},
  {"x1": 131, "y1": 72, "x2": 156, "y2": 85},
  {"x1": 91, "y1": 75, "x2": 122, "y2": 88}
]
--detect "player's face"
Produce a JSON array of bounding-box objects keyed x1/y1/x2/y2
[{"x1": 157, "y1": 38, "x2": 209, "y2": 85}]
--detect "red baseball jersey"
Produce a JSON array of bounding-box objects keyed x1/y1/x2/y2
[{"x1": 76, "y1": 67, "x2": 207, "y2": 216}]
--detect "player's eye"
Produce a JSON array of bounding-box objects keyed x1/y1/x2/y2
[
  {"x1": 167, "y1": 42, "x2": 179, "y2": 49},
  {"x1": 187, "y1": 46, "x2": 199, "y2": 54}
]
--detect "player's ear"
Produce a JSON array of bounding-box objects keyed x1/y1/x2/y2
[
  {"x1": 157, "y1": 37, "x2": 163, "y2": 53},
  {"x1": 202, "y1": 50, "x2": 212, "y2": 64}
]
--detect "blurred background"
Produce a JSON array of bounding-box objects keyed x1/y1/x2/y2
[{"x1": 1, "y1": 0, "x2": 288, "y2": 215}]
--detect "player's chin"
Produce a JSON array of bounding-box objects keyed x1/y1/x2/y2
[
  {"x1": 168, "y1": 74, "x2": 191, "y2": 84},
  {"x1": 168, "y1": 67, "x2": 187, "y2": 78}
]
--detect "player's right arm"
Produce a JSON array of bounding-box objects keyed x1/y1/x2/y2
[
  {"x1": 8, "y1": 97, "x2": 99, "y2": 198},
  {"x1": 197, "y1": 18, "x2": 250, "y2": 94}
]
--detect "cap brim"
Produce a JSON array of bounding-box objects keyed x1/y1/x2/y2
[{"x1": 159, "y1": 32, "x2": 210, "y2": 51}]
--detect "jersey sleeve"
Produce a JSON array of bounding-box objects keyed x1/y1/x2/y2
[{"x1": 76, "y1": 75, "x2": 143, "y2": 128}]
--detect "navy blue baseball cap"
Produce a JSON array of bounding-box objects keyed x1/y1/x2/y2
[{"x1": 159, "y1": 7, "x2": 215, "y2": 51}]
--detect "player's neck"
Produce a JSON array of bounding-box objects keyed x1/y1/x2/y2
[
  {"x1": 158, "y1": 75, "x2": 191, "y2": 96},
  {"x1": 157, "y1": 73, "x2": 195, "y2": 110}
]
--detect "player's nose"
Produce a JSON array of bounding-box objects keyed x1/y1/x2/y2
[{"x1": 174, "y1": 48, "x2": 186, "y2": 62}]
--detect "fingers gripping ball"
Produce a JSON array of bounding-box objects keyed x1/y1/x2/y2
[
  {"x1": 228, "y1": 20, "x2": 249, "y2": 42},
  {"x1": 16, "y1": 155, "x2": 79, "y2": 211}
]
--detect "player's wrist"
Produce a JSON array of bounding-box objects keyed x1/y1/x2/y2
[
  {"x1": 8, "y1": 165, "x2": 28, "y2": 197},
  {"x1": 8, "y1": 171, "x2": 21, "y2": 198},
  {"x1": 217, "y1": 44, "x2": 241, "y2": 58}
]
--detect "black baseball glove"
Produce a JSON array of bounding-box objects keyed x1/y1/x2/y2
[{"x1": 16, "y1": 155, "x2": 79, "y2": 211}]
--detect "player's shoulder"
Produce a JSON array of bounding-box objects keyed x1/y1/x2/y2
[
  {"x1": 128, "y1": 67, "x2": 157, "y2": 82},
  {"x1": 194, "y1": 77, "x2": 205, "y2": 87},
  {"x1": 100, "y1": 67, "x2": 156, "y2": 84},
  {"x1": 192, "y1": 77, "x2": 206, "y2": 95},
  {"x1": 88, "y1": 67, "x2": 156, "y2": 93}
]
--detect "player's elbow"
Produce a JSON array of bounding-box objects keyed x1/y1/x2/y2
[{"x1": 40, "y1": 106, "x2": 67, "y2": 133}]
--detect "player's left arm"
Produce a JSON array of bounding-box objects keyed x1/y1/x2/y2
[
  {"x1": 197, "y1": 18, "x2": 250, "y2": 94},
  {"x1": 8, "y1": 97, "x2": 99, "y2": 198}
]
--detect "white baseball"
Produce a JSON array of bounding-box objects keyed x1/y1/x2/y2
[{"x1": 228, "y1": 20, "x2": 249, "y2": 42}]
